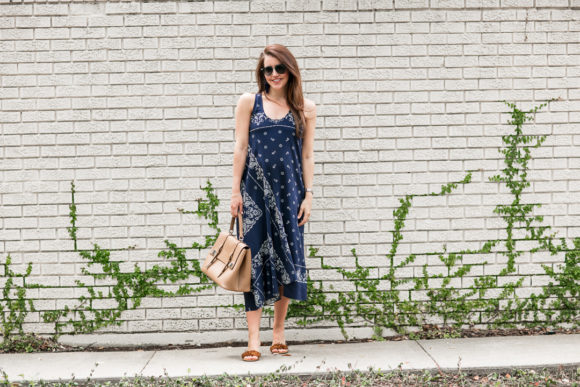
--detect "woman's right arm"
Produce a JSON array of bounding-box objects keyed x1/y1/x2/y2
[{"x1": 230, "y1": 93, "x2": 253, "y2": 216}]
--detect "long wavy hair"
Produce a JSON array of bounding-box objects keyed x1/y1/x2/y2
[{"x1": 255, "y1": 44, "x2": 306, "y2": 139}]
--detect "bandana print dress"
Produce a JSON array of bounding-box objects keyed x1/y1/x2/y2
[{"x1": 237, "y1": 91, "x2": 308, "y2": 312}]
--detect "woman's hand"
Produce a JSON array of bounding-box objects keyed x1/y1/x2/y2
[
  {"x1": 231, "y1": 192, "x2": 243, "y2": 217},
  {"x1": 297, "y1": 194, "x2": 312, "y2": 226}
]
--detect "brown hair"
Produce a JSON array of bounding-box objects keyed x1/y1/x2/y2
[{"x1": 255, "y1": 44, "x2": 306, "y2": 139}]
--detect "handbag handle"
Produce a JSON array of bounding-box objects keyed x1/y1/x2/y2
[{"x1": 229, "y1": 213, "x2": 244, "y2": 241}]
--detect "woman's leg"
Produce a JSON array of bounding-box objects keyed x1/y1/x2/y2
[
  {"x1": 272, "y1": 285, "x2": 290, "y2": 353},
  {"x1": 244, "y1": 307, "x2": 262, "y2": 360}
]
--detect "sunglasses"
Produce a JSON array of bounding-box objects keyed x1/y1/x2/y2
[{"x1": 261, "y1": 64, "x2": 287, "y2": 76}]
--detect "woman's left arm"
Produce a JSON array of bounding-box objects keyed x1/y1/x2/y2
[{"x1": 298, "y1": 99, "x2": 316, "y2": 227}]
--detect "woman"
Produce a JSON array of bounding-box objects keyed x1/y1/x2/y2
[{"x1": 230, "y1": 44, "x2": 316, "y2": 362}]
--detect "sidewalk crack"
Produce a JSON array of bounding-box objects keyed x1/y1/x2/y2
[
  {"x1": 140, "y1": 351, "x2": 157, "y2": 375},
  {"x1": 415, "y1": 341, "x2": 444, "y2": 376}
]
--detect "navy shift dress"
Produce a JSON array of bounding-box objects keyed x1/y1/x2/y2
[{"x1": 237, "y1": 92, "x2": 308, "y2": 312}]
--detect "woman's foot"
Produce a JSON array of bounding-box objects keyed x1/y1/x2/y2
[
  {"x1": 241, "y1": 349, "x2": 261, "y2": 362},
  {"x1": 270, "y1": 342, "x2": 289, "y2": 354},
  {"x1": 271, "y1": 329, "x2": 288, "y2": 354},
  {"x1": 242, "y1": 338, "x2": 261, "y2": 361}
]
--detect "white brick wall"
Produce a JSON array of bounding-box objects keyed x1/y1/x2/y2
[{"x1": 1, "y1": 1, "x2": 579, "y2": 339}]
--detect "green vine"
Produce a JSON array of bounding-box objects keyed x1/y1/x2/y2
[
  {"x1": 0, "y1": 255, "x2": 45, "y2": 350},
  {"x1": 288, "y1": 173, "x2": 484, "y2": 339},
  {"x1": 287, "y1": 98, "x2": 579, "y2": 338},
  {"x1": 42, "y1": 180, "x2": 220, "y2": 338},
  {"x1": 67, "y1": 181, "x2": 78, "y2": 252}
]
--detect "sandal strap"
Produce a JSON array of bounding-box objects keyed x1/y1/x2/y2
[
  {"x1": 241, "y1": 350, "x2": 261, "y2": 359},
  {"x1": 270, "y1": 343, "x2": 288, "y2": 354}
]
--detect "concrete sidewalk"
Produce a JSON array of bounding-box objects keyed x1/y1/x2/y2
[{"x1": 0, "y1": 334, "x2": 578, "y2": 383}]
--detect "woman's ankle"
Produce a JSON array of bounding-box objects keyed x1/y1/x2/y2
[
  {"x1": 248, "y1": 334, "x2": 261, "y2": 345},
  {"x1": 272, "y1": 330, "x2": 285, "y2": 343}
]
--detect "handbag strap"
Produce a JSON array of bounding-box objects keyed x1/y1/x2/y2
[{"x1": 229, "y1": 213, "x2": 244, "y2": 241}]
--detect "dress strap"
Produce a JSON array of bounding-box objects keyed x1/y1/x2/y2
[
  {"x1": 256, "y1": 92, "x2": 262, "y2": 110},
  {"x1": 252, "y1": 92, "x2": 261, "y2": 115}
]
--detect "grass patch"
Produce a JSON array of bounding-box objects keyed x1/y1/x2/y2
[{"x1": 2, "y1": 364, "x2": 578, "y2": 386}]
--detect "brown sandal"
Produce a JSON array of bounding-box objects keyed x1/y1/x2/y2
[
  {"x1": 241, "y1": 349, "x2": 261, "y2": 362},
  {"x1": 270, "y1": 343, "x2": 289, "y2": 354}
]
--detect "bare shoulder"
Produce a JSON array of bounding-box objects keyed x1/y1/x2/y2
[
  {"x1": 237, "y1": 92, "x2": 256, "y2": 115},
  {"x1": 303, "y1": 97, "x2": 316, "y2": 120}
]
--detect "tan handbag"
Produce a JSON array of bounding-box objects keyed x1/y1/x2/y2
[{"x1": 201, "y1": 214, "x2": 252, "y2": 292}]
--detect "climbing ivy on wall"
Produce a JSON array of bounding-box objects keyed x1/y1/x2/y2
[
  {"x1": 0, "y1": 98, "x2": 578, "y2": 343},
  {"x1": 43, "y1": 181, "x2": 222, "y2": 337},
  {"x1": 2, "y1": 181, "x2": 221, "y2": 341},
  {"x1": 284, "y1": 98, "x2": 579, "y2": 338},
  {"x1": 0, "y1": 256, "x2": 41, "y2": 345}
]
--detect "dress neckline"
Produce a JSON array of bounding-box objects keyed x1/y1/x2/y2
[{"x1": 260, "y1": 92, "x2": 291, "y2": 121}]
